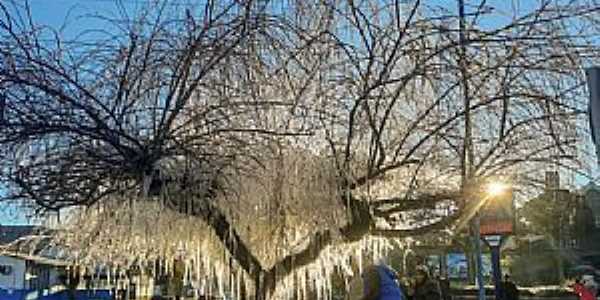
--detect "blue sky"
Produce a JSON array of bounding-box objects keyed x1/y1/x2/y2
[
  {"x1": 0, "y1": 203, "x2": 31, "y2": 225},
  {"x1": 1, "y1": 0, "x2": 598, "y2": 224},
  {"x1": 2, "y1": 1, "x2": 126, "y2": 225},
  {"x1": 20, "y1": 0, "x2": 538, "y2": 33}
]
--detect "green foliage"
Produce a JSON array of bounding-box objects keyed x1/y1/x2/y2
[
  {"x1": 518, "y1": 190, "x2": 576, "y2": 241},
  {"x1": 510, "y1": 251, "x2": 562, "y2": 286}
]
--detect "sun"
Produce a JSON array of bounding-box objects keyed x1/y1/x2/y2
[{"x1": 486, "y1": 182, "x2": 509, "y2": 197}]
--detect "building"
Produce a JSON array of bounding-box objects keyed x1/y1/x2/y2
[
  {"x1": 0, "y1": 252, "x2": 67, "y2": 290},
  {"x1": 0, "y1": 225, "x2": 70, "y2": 299},
  {"x1": 0, "y1": 225, "x2": 38, "y2": 245},
  {"x1": 512, "y1": 171, "x2": 600, "y2": 284},
  {"x1": 524, "y1": 172, "x2": 600, "y2": 253},
  {"x1": 578, "y1": 182, "x2": 600, "y2": 265}
]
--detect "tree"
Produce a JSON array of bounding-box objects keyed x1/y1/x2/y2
[
  {"x1": 1, "y1": 0, "x2": 599, "y2": 298},
  {"x1": 517, "y1": 188, "x2": 579, "y2": 283},
  {"x1": 519, "y1": 189, "x2": 577, "y2": 243}
]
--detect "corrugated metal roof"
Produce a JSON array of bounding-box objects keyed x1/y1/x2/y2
[
  {"x1": 0, "y1": 225, "x2": 39, "y2": 244},
  {"x1": 0, "y1": 226, "x2": 71, "y2": 265},
  {"x1": 0, "y1": 251, "x2": 69, "y2": 267}
]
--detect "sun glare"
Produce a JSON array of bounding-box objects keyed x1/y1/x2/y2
[{"x1": 486, "y1": 182, "x2": 509, "y2": 197}]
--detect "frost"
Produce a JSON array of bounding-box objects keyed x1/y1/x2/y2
[{"x1": 49, "y1": 199, "x2": 406, "y2": 299}]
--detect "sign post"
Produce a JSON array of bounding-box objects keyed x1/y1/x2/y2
[
  {"x1": 480, "y1": 184, "x2": 514, "y2": 300},
  {"x1": 483, "y1": 235, "x2": 505, "y2": 300}
]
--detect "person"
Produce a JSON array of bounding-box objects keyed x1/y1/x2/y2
[
  {"x1": 347, "y1": 264, "x2": 406, "y2": 300},
  {"x1": 501, "y1": 274, "x2": 519, "y2": 300},
  {"x1": 398, "y1": 276, "x2": 414, "y2": 300},
  {"x1": 437, "y1": 275, "x2": 451, "y2": 300},
  {"x1": 582, "y1": 275, "x2": 598, "y2": 297},
  {"x1": 412, "y1": 267, "x2": 441, "y2": 300},
  {"x1": 571, "y1": 278, "x2": 596, "y2": 300}
]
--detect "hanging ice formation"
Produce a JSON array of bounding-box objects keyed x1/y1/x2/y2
[{"x1": 51, "y1": 197, "x2": 406, "y2": 300}]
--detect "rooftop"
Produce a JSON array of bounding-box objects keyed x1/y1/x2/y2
[{"x1": 0, "y1": 225, "x2": 40, "y2": 245}]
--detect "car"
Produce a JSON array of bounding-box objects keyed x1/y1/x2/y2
[{"x1": 568, "y1": 265, "x2": 600, "y2": 284}]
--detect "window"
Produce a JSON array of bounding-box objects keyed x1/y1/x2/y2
[{"x1": 568, "y1": 239, "x2": 578, "y2": 249}]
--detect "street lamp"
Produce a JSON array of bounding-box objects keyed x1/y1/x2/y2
[
  {"x1": 457, "y1": 0, "x2": 484, "y2": 295},
  {"x1": 482, "y1": 180, "x2": 512, "y2": 300}
]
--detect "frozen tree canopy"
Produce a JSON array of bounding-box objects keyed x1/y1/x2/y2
[{"x1": 2, "y1": 0, "x2": 600, "y2": 298}]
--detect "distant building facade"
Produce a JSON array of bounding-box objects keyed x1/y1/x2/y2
[
  {"x1": 538, "y1": 172, "x2": 600, "y2": 266},
  {"x1": 0, "y1": 225, "x2": 69, "y2": 300},
  {"x1": 578, "y1": 183, "x2": 600, "y2": 264},
  {"x1": 0, "y1": 252, "x2": 66, "y2": 291}
]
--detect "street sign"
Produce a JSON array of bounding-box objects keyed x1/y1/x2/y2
[
  {"x1": 479, "y1": 186, "x2": 514, "y2": 236},
  {"x1": 483, "y1": 235, "x2": 503, "y2": 247}
]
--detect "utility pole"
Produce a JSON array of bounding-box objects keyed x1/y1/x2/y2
[
  {"x1": 472, "y1": 216, "x2": 486, "y2": 300},
  {"x1": 458, "y1": 0, "x2": 486, "y2": 299},
  {"x1": 484, "y1": 235, "x2": 504, "y2": 300}
]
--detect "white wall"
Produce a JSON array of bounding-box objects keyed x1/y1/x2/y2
[
  {"x1": 0, "y1": 255, "x2": 26, "y2": 290},
  {"x1": 48, "y1": 267, "x2": 62, "y2": 287}
]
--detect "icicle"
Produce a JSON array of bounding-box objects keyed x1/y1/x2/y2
[
  {"x1": 204, "y1": 253, "x2": 210, "y2": 280},
  {"x1": 324, "y1": 266, "x2": 329, "y2": 300},
  {"x1": 200, "y1": 277, "x2": 206, "y2": 296},
  {"x1": 107, "y1": 265, "x2": 111, "y2": 289},
  {"x1": 357, "y1": 247, "x2": 363, "y2": 275},
  {"x1": 217, "y1": 265, "x2": 224, "y2": 297},
  {"x1": 287, "y1": 275, "x2": 293, "y2": 300},
  {"x1": 207, "y1": 265, "x2": 212, "y2": 298},
  {"x1": 243, "y1": 276, "x2": 250, "y2": 300},
  {"x1": 316, "y1": 270, "x2": 322, "y2": 300},
  {"x1": 301, "y1": 268, "x2": 307, "y2": 300},
  {"x1": 323, "y1": 265, "x2": 328, "y2": 300},
  {"x1": 379, "y1": 238, "x2": 384, "y2": 261},
  {"x1": 113, "y1": 266, "x2": 118, "y2": 289},
  {"x1": 344, "y1": 276, "x2": 349, "y2": 296},
  {"x1": 165, "y1": 258, "x2": 170, "y2": 278},
  {"x1": 374, "y1": 238, "x2": 380, "y2": 263},
  {"x1": 236, "y1": 269, "x2": 241, "y2": 300},
  {"x1": 280, "y1": 278, "x2": 291, "y2": 299},
  {"x1": 230, "y1": 271, "x2": 235, "y2": 300},
  {"x1": 294, "y1": 271, "x2": 299, "y2": 300},
  {"x1": 196, "y1": 241, "x2": 201, "y2": 288}
]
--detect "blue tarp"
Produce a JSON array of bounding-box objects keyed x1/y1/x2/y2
[{"x1": 0, "y1": 288, "x2": 113, "y2": 300}]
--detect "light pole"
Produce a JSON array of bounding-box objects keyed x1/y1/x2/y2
[
  {"x1": 484, "y1": 235, "x2": 504, "y2": 300},
  {"x1": 457, "y1": 0, "x2": 485, "y2": 298},
  {"x1": 484, "y1": 182, "x2": 510, "y2": 300},
  {"x1": 472, "y1": 214, "x2": 486, "y2": 300}
]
